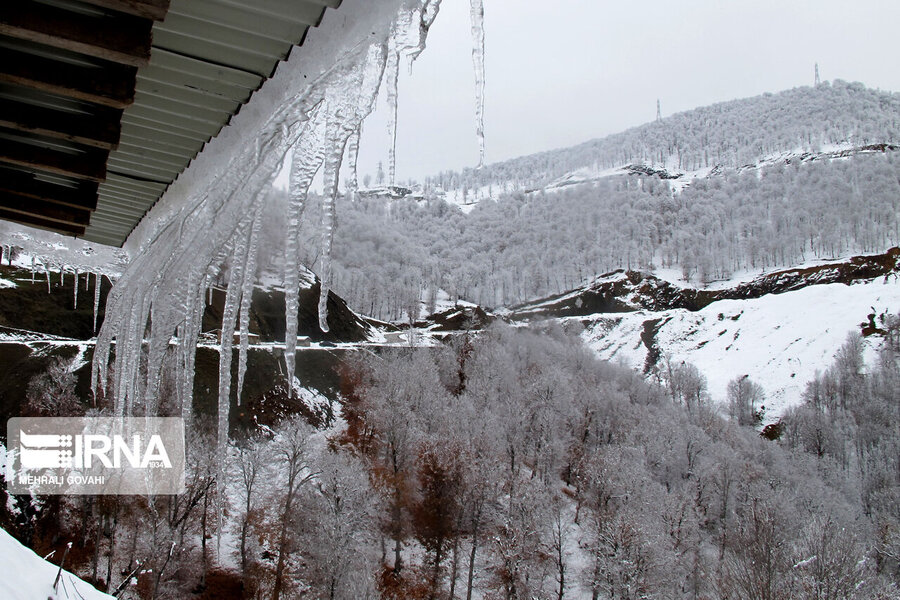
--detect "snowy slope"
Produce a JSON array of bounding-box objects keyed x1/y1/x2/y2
[
  {"x1": 506, "y1": 249, "x2": 900, "y2": 421},
  {"x1": 577, "y1": 277, "x2": 900, "y2": 421},
  {"x1": 436, "y1": 143, "x2": 898, "y2": 211},
  {"x1": 0, "y1": 528, "x2": 113, "y2": 599}
]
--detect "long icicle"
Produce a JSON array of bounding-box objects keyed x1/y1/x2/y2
[
  {"x1": 74, "y1": 269, "x2": 79, "y2": 309},
  {"x1": 346, "y1": 127, "x2": 361, "y2": 199},
  {"x1": 237, "y1": 202, "x2": 263, "y2": 405},
  {"x1": 284, "y1": 107, "x2": 327, "y2": 390},
  {"x1": 469, "y1": 0, "x2": 486, "y2": 168},
  {"x1": 216, "y1": 217, "x2": 252, "y2": 554},
  {"x1": 180, "y1": 292, "x2": 204, "y2": 423},
  {"x1": 385, "y1": 47, "x2": 400, "y2": 186},
  {"x1": 317, "y1": 44, "x2": 390, "y2": 332},
  {"x1": 93, "y1": 273, "x2": 101, "y2": 334},
  {"x1": 318, "y1": 118, "x2": 354, "y2": 333}
]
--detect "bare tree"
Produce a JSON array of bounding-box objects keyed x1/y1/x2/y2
[{"x1": 272, "y1": 416, "x2": 319, "y2": 600}]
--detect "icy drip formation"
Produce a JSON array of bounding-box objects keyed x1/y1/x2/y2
[
  {"x1": 469, "y1": 0, "x2": 486, "y2": 168},
  {"x1": 384, "y1": 5, "x2": 439, "y2": 186},
  {"x1": 236, "y1": 204, "x2": 263, "y2": 406},
  {"x1": 93, "y1": 273, "x2": 101, "y2": 334},
  {"x1": 346, "y1": 128, "x2": 361, "y2": 198},
  {"x1": 90, "y1": 2, "x2": 444, "y2": 518},
  {"x1": 385, "y1": 48, "x2": 400, "y2": 186}
]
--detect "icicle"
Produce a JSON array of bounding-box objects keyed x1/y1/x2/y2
[
  {"x1": 318, "y1": 119, "x2": 351, "y2": 333},
  {"x1": 284, "y1": 108, "x2": 327, "y2": 388},
  {"x1": 237, "y1": 203, "x2": 263, "y2": 405},
  {"x1": 93, "y1": 273, "x2": 101, "y2": 334},
  {"x1": 30, "y1": 257, "x2": 35, "y2": 283},
  {"x1": 92, "y1": 1, "x2": 443, "y2": 448},
  {"x1": 469, "y1": 0, "x2": 486, "y2": 168},
  {"x1": 60, "y1": 267, "x2": 65, "y2": 287},
  {"x1": 73, "y1": 269, "x2": 79, "y2": 310},
  {"x1": 346, "y1": 127, "x2": 361, "y2": 198},
  {"x1": 180, "y1": 292, "x2": 204, "y2": 422},
  {"x1": 406, "y1": 0, "x2": 443, "y2": 69},
  {"x1": 207, "y1": 286, "x2": 212, "y2": 306},
  {"x1": 216, "y1": 217, "x2": 252, "y2": 554},
  {"x1": 385, "y1": 48, "x2": 400, "y2": 186},
  {"x1": 84, "y1": 270, "x2": 89, "y2": 291},
  {"x1": 45, "y1": 267, "x2": 51, "y2": 294}
]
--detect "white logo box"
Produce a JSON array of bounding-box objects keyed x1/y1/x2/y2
[{"x1": 6, "y1": 417, "x2": 185, "y2": 495}]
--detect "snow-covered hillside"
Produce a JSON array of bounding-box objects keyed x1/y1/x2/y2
[
  {"x1": 579, "y1": 277, "x2": 899, "y2": 420},
  {"x1": 429, "y1": 81, "x2": 900, "y2": 201},
  {"x1": 510, "y1": 249, "x2": 900, "y2": 421},
  {"x1": 438, "y1": 142, "x2": 899, "y2": 211},
  {"x1": 0, "y1": 528, "x2": 113, "y2": 599}
]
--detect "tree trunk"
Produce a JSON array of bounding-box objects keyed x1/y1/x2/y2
[
  {"x1": 201, "y1": 489, "x2": 209, "y2": 586},
  {"x1": 273, "y1": 470, "x2": 298, "y2": 600},
  {"x1": 91, "y1": 511, "x2": 102, "y2": 584},
  {"x1": 105, "y1": 504, "x2": 118, "y2": 593},
  {"x1": 466, "y1": 525, "x2": 479, "y2": 600},
  {"x1": 449, "y1": 536, "x2": 460, "y2": 599}
]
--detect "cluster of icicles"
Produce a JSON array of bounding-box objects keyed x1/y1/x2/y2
[
  {"x1": 0, "y1": 245, "x2": 108, "y2": 334},
  {"x1": 87, "y1": 0, "x2": 485, "y2": 524}
]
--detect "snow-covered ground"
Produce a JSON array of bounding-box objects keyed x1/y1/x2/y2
[
  {"x1": 579, "y1": 277, "x2": 900, "y2": 421},
  {"x1": 435, "y1": 142, "x2": 890, "y2": 212},
  {"x1": 650, "y1": 249, "x2": 886, "y2": 291},
  {"x1": 0, "y1": 528, "x2": 113, "y2": 599}
]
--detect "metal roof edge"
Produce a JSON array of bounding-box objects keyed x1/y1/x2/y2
[{"x1": 122, "y1": 0, "x2": 406, "y2": 256}]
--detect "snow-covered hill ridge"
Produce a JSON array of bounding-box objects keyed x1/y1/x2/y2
[
  {"x1": 509, "y1": 248, "x2": 900, "y2": 421},
  {"x1": 429, "y1": 81, "x2": 900, "y2": 203},
  {"x1": 510, "y1": 247, "x2": 900, "y2": 320},
  {"x1": 442, "y1": 142, "x2": 900, "y2": 208}
]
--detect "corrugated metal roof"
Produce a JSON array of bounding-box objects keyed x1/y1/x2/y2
[{"x1": 82, "y1": 0, "x2": 342, "y2": 245}]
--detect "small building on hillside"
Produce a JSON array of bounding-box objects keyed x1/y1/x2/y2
[{"x1": 217, "y1": 330, "x2": 260, "y2": 345}]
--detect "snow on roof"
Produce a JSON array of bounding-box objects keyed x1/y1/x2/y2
[{"x1": 0, "y1": 528, "x2": 113, "y2": 600}]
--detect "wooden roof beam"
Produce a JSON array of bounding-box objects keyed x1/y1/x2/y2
[
  {"x1": 0, "y1": 1, "x2": 153, "y2": 67},
  {"x1": 0, "y1": 167, "x2": 99, "y2": 211},
  {"x1": 0, "y1": 208, "x2": 85, "y2": 236},
  {"x1": 0, "y1": 191, "x2": 92, "y2": 226},
  {"x1": 76, "y1": 0, "x2": 171, "y2": 22},
  {"x1": 0, "y1": 139, "x2": 109, "y2": 182},
  {"x1": 0, "y1": 47, "x2": 136, "y2": 109},
  {"x1": 0, "y1": 98, "x2": 122, "y2": 150}
]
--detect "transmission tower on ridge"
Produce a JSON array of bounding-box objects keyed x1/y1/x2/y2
[
  {"x1": 656, "y1": 98, "x2": 662, "y2": 121},
  {"x1": 815, "y1": 63, "x2": 821, "y2": 86}
]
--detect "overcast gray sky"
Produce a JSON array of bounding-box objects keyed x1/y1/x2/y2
[{"x1": 353, "y1": 0, "x2": 900, "y2": 183}]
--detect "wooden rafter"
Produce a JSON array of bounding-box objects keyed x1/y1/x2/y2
[
  {"x1": 0, "y1": 208, "x2": 85, "y2": 236},
  {"x1": 0, "y1": 168, "x2": 99, "y2": 211},
  {"x1": 0, "y1": 191, "x2": 92, "y2": 226},
  {"x1": 0, "y1": 1, "x2": 153, "y2": 67},
  {"x1": 77, "y1": 0, "x2": 171, "y2": 22},
  {"x1": 0, "y1": 139, "x2": 109, "y2": 182},
  {"x1": 0, "y1": 47, "x2": 137, "y2": 109},
  {"x1": 0, "y1": 98, "x2": 122, "y2": 150}
]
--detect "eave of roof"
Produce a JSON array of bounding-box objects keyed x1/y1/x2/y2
[{"x1": 0, "y1": 0, "x2": 342, "y2": 246}]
